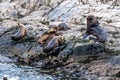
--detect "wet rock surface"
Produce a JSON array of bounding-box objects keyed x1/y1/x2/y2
[
  {"x1": 0, "y1": 0, "x2": 120, "y2": 80},
  {"x1": 0, "y1": 55, "x2": 54, "y2": 80}
]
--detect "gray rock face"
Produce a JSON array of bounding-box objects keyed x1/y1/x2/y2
[
  {"x1": 46, "y1": 0, "x2": 120, "y2": 25},
  {"x1": 0, "y1": 0, "x2": 120, "y2": 80},
  {"x1": 80, "y1": 56, "x2": 120, "y2": 80},
  {"x1": 58, "y1": 42, "x2": 75, "y2": 62},
  {"x1": 111, "y1": 55, "x2": 120, "y2": 65}
]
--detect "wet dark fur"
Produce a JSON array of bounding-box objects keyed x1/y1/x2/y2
[{"x1": 83, "y1": 15, "x2": 107, "y2": 43}]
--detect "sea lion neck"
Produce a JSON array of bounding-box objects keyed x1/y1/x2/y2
[{"x1": 87, "y1": 21, "x2": 99, "y2": 28}]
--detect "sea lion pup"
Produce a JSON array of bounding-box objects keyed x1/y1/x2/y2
[
  {"x1": 43, "y1": 36, "x2": 65, "y2": 53},
  {"x1": 82, "y1": 15, "x2": 107, "y2": 43},
  {"x1": 37, "y1": 28, "x2": 57, "y2": 44},
  {"x1": 11, "y1": 22, "x2": 27, "y2": 41},
  {"x1": 49, "y1": 22, "x2": 69, "y2": 31}
]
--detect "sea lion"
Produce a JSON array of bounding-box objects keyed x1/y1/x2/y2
[
  {"x1": 38, "y1": 32, "x2": 50, "y2": 44},
  {"x1": 11, "y1": 22, "x2": 27, "y2": 41},
  {"x1": 82, "y1": 15, "x2": 107, "y2": 43},
  {"x1": 43, "y1": 36, "x2": 65, "y2": 52},
  {"x1": 37, "y1": 29, "x2": 57, "y2": 44},
  {"x1": 49, "y1": 22, "x2": 69, "y2": 31}
]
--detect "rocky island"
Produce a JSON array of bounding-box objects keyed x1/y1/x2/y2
[{"x1": 0, "y1": 0, "x2": 120, "y2": 80}]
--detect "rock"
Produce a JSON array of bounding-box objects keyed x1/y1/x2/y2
[
  {"x1": 58, "y1": 42, "x2": 75, "y2": 62},
  {"x1": 48, "y1": 0, "x2": 63, "y2": 7},
  {"x1": 18, "y1": 50, "x2": 47, "y2": 65},
  {"x1": 74, "y1": 43, "x2": 106, "y2": 55},
  {"x1": 48, "y1": 0, "x2": 79, "y2": 21},
  {"x1": 0, "y1": 0, "x2": 120, "y2": 80},
  {"x1": 109, "y1": 22, "x2": 120, "y2": 28},
  {"x1": 110, "y1": 55, "x2": 120, "y2": 65},
  {"x1": 81, "y1": 56, "x2": 120, "y2": 79},
  {"x1": 69, "y1": 14, "x2": 85, "y2": 25}
]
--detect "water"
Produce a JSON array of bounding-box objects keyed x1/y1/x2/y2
[{"x1": 0, "y1": 55, "x2": 54, "y2": 80}]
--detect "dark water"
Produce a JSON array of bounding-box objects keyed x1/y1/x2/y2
[{"x1": 0, "y1": 55, "x2": 54, "y2": 80}]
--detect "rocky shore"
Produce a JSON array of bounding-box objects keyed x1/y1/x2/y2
[{"x1": 0, "y1": 0, "x2": 120, "y2": 80}]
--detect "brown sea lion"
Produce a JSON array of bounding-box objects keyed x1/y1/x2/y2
[
  {"x1": 37, "y1": 33, "x2": 50, "y2": 44},
  {"x1": 82, "y1": 15, "x2": 107, "y2": 43},
  {"x1": 49, "y1": 22, "x2": 69, "y2": 31},
  {"x1": 11, "y1": 22, "x2": 27, "y2": 41},
  {"x1": 43, "y1": 36, "x2": 65, "y2": 52},
  {"x1": 37, "y1": 29, "x2": 57, "y2": 44}
]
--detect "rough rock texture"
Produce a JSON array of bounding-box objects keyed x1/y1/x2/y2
[{"x1": 0, "y1": 0, "x2": 120, "y2": 80}]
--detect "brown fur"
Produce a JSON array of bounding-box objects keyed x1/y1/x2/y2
[
  {"x1": 11, "y1": 22, "x2": 27, "y2": 41},
  {"x1": 37, "y1": 31, "x2": 56, "y2": 44},
  {"x1": 43, "y1": 36, "x2": 64, "y2": 52},
  {"x1": 38, "y1": 33, "x2": 50, "y2": 44},
  {"x1": 38, "y1": 27, "x2": 57, "y2": 44}
]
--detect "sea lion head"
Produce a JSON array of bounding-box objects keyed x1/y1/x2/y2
[{"x1": 87, "y1": 15, "x2": 98, "y2": 27}]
